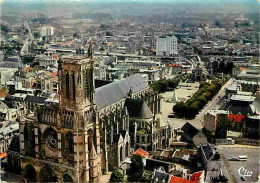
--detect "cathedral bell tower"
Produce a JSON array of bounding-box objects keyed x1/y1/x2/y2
[{"x1": 58, "y1": 44, "x2": 101, "y2": 182}]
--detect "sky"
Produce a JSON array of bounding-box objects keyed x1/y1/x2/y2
[{"x1": 1, "y1": 0, "x2": 258, "y2": 2}]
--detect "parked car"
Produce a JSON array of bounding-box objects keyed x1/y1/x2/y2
[{"x1": 228, "y1": 157, "x2": 240, "y2": 161}]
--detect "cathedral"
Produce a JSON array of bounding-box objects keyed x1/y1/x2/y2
[
  {"x1": 19, "y1": 48, "x2": 102, "y2": 182},
  {"x1": 18, "y1": 46, "x2": 174, "y2": 182}
]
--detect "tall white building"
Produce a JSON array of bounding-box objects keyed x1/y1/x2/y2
[
  {"x1": 156, "y1": 35, "x2": 178, "y2": 56},
  {"x1": 39, "y1": 25, "x2": 54, "y2": 37}
]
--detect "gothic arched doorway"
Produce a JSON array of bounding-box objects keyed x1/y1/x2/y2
[
  {"x1": 39, "y1": 165, "x2": 57, "y2": 182},
  {"x1": 63, "y1": 173, "x2": 73, "y2": 182},
  {"x1": 24, "y1": 164, "x2": 36, "y2": 182}
]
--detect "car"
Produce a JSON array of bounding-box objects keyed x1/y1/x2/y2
[
  {"x1": 228, "y1": 157, "x2": 240, "y2": 161},
  {"x1": 168, "y1": 114, "x2": 175, "y2": 118}
]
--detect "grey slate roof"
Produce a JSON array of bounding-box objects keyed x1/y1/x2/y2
[
  {"x1": 152, "y1": 168, "x2": 169, "y2": 183},
  {"x1": 222, "y1": 100, "x2": 254, "y2": 115},
  {"x1": 7, "y1": 134, "x2": 20, "y2": 152},
  {"x1": 124, "y1": 98, "x2": 153, "y2": 119},
  {"x1": 95, "y1": 74, "x2": 148, "y2": 110},
  {"x1": 181, "y1": 122, "x2": 200, "y2": 139},
  {"x1": 24, "y1": 95, "x2": 47, "y2": 103}
]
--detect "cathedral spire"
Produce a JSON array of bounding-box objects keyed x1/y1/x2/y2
[{"x1": 87, "y1": 41, "x2": 94, "y2": 60}]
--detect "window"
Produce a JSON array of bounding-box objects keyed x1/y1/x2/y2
[
  {"x1": 72, "y1": 72, "x2": 76, "y2": 100},
  {"x1": 66, "y1": 72, "x2": 70, "y2": 98},
  {"x1": 142, "y1": 136, "x2": 145, "y2": 143}
]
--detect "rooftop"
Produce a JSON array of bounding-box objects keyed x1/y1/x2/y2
[
  {"x1": 207, "y1": 110, "x2": 229, "y2": 116},
  {"x1": 230, "y1": 95, "x2": 255, "y2": 102},
  {"x1": 60, "y1": 55, "x2": 92, "y2": 64},
  {"x1": 95, "y1": 74, "x2": 148, "y2": 110},
  {"x1": 134, "y1": 148, "x2": 149, "y2": 158}
]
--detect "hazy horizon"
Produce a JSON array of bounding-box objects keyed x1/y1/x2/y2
[{"x1": 1, "y1": 0, "x2": 259, "y2": 3}]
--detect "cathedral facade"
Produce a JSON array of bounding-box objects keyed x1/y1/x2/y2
[
  {"x1": 19, "y1": 53, "x2": 102, "y2": 182},
  {"x1": 18, "y1": 48, "x2": 174, "y2": 182}
]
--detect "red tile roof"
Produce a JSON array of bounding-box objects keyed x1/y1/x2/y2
[
  {"x1": 169, "y1": 171, "x2": 203, "y2": 183},
  {"x1": 228, "y1": 114, "x2": 245, "y2": 123},
  {"x1": 52, "y1": 54, "x2": 59, "y2": 60},
  {"x1": 170, "y1": 176, "x2": 191, "y2": 183},
  {"x1": 134, "y1": 148, "x2": 149, "y2": 158},
  {"x1": 190, "y1": 171, "x2": 203, "y2": 181},
  {"x1": 48, "y1": 71, "x2": 58, "y2": 77},
  {"x1": 0, "y1": 89, "x2": 7, "y2": 98},
  {"x1": 0, "y1": 152, "x2": 7, "y2": 159},
  {"x1": 24, "y1": 66, "x2": 32, "y2": 72}
]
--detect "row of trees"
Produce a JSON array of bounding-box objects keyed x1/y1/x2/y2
[
  {"x1": 149, "y1": 79, "x2": 179, "y2": 93},
  {"x1": 173, "y1": 81, "x2": 222, "y2": 119},
  {"x1": 211, "y1": 61, "x2": 234, "y2": 74}
]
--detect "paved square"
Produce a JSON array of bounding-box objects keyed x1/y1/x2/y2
[{"x1": 218, "y1": 146, "x2": 259, "y2": 183}]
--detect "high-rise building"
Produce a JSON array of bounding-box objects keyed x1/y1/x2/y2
[
  {"x1": 19, "y1": 46, "x2": 102, "y2": 182},
  {"x1": 156, "y1": 35, "x2": 178, "y2": 57},
  {"x1": 39, "y1": 25, "x2": 54, "y2": 37}
]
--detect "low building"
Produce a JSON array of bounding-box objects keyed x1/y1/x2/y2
[
  {"x1": 244, "y1": 115, "x2": 260, "y2": 139},
  {"x1": 146, "y1": 158, "x2": 175, "y2": 173},
  {"x1": 181, "y1": 122, "x2": 207, "y2": 146},
  {"x1": 203, "y1": 110, "x2": 229, "y2": 133},
  {"x1": 168, "y1": 64, "x2": 182, "y2": 75},
  {"x1": 237, "y1": 69, "x2": 260, "y2": 82},
  {"x1": 199, "y1": 144, "x2": 228, "y2": 183},
  {"x1": 222, "y1": 94, "x2": 256, "y2": 116},
  {"x1": 152, "y1": 167, "x2": 170, "y2": 183},
  {"x1": 0, "y1": 122, "x2": 19, "y2": 153}
]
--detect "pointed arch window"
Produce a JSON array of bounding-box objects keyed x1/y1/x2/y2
[
  {"x1": 72, "y1": 71, "x2": 76, "y2": 100},
  {"x1": 66, "y1": 72, "x2": 70, "y2": 99}
]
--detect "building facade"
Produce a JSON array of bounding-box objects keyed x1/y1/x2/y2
[
  {"x1": 156, "y1": 35, "x2": 178, "y2": 57},
  {"x1": 39, "y1": 26, "x2": 54, "y2": 37},
  {"x1": 19, "y1": 51, "x2": 102, "y2": 182}
]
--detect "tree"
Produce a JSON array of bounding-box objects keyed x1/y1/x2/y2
[
  {"x1": 199, "y1": 81, "x2": 209, "y2": 89},
  {"x1": 128, "y1": 155, "x2": 144, "y2": 182},
  {"x1": 173, "y1": 102, "x2": 185, "y2": 118},
  {"x1": 99, "y1": 47, "x2": 105, "y2": 51},
  {"x1": 0, "y1": 25, "x2": 10, "y2": 33},
  {"x1": 226, "y1": 62, "x2": 234, "y2": 74},
  {"x1": 110, "y1": 170, "x2": 124, "y2": 182},
  {"x1": 139, "y1": 176, "x2": 152, "y2": 182},
  {"x1": 215, "y1": 115, "x2": 229, "y2": 139},
  {"x1": 218, "y1": 61, "x2": 225, "y2": 73}
]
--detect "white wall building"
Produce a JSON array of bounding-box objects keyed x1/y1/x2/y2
[
  {"x1": 39, "y1": 25, "x2": 54, "y2": 37},
  {"x1": 156, "y1": 35, "x2": 178, "y2": 56}
]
